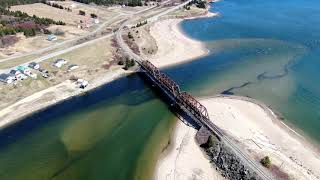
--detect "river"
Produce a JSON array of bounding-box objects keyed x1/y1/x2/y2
[{"x1": 0, "y1": 0, "x2": 320, "y2": 179}]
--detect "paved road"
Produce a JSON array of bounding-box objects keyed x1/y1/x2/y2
[
  {"x1": 0, "y1": 5, "x2": 160, "y2": 74},
  {"x1": 115, "y1": 2, "x2": 273, "y2": 179},
  {"x1": 0, "y1": 4, "x2": 158, "y2": 65},
  {"x1": 0, "y1": 14, "x2": 124, "y2": 64}
]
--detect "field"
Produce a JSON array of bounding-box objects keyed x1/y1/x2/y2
[
  {"x1": 0, "y1": 36, "x2": 120, "y2": 110},
  {"x1": 10, "y1": 3, "x2": 86, "y2": 25}
]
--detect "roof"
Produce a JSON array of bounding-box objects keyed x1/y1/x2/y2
[
  {"x1": 10, "y1": 69, "x2": 18, "y2": 74},
  {"x1": 54, "y1": 59, "x2": 66, "y2": 63},
  {"x1": 48, "y1": 34, "x2": 57, "y2": 38},
  {"x1": 0, "y1": 73, "x2": 11, "y2": 80},
  {"x1": 68, "y1": 64, "x2": 78, "y2": 68},
  {"x1": 29, "y1": 62, "x2": 38, "y2": 67},
  {"x1": 17, "y1": 66, "x2": 26, "y2": 71}
]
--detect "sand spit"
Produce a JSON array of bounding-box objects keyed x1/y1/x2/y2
[
  {"x1": 201, "y1": 96, "x2": 320, "y2": 180},
  {"x1": 149, "y1": 19, "x2": 209, "y2": 68},
  {"x1": 154, "y1": 120, "x2": 225, "y2": 180}
]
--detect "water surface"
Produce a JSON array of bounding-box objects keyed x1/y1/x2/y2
[{"x1": 0, "y1": 0, "x2": 320, "y2": 179}]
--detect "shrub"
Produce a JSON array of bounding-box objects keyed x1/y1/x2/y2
[
  {"x1": 90, "y1": 13, "x2": 97, "y2": 19},
  {"x1": 128, "y1": 32, "x2": 133, "y2": 39},
  {"x1": 260, "y1": 156, "x2": 272, "y2": 168},
  {"x1": 53, "y1": 28, "x2": 65, "y2": 36},
  {"x1": 118, "y1": 59, "x2": 124, "y2": 65},
  {"x1": 79, "y1": 10, "x2": 86, "y2": 16},
  {"x1": 123, "y1": 58, "x2": 135, "y2": 70}
]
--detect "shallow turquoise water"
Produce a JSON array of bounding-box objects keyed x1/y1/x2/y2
[{"x1": 176, "y1": 0, "x2": 320, "y2": 142}]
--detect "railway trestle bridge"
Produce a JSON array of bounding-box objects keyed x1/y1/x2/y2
[
  {"x1": 136, "y1": 60, "x2": 271, "y2": 180},
  {"x1": 139, "y1": 60, "x2": 223, "y2": 137}
]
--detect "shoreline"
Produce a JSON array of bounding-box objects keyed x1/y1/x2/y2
[
  {"x1": 0, "y1": 5, "x2": 216, "y2": 133},
  {"x1": 200, "y1": 96, "x2": 320, "y2": 179},
  {"x1": 153, "y1": 120, "x2": 225, "y2": 180},
  {"x1": 0, "y1": 69, "x2": 133, "y2": 130},
  {"x1": 149, "y1": 19, "x2": 210, "y2": 69},
  {"x1": 150, "y1": 7, "x2": 320, "y2": 180}
]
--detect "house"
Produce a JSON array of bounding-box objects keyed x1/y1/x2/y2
[
  {"x1": 67, "y1": 64, "x2": 79, "y2": 72},
  {"x1": 16, "y1": 73, "x2": 28, "y2": 80},
  {"x1": 76, "y1": 79, "x2": 88, "y2": 89},
  {"x1": 17, "y1": 66, "x2": 30, "y2": 74},
  {"x1": 53, "y1": 59, "x2": 68, "y2": 68},
  {"x1": 28, "y1": 62, "x2": 40, "y2": 70},
  {"x1": 10, "y1": 69, "x2": 20, "y2": 76},
  {"x1": 0, "y1": 73, "x2": 15, "y2": 84},
  {"x1": 10, "y1": 70, "x2": 27, "y2": 80},
  {"x1": 47, "y1": 34, "x2": 58, "y2": 41},
  {"x1": 25, "y1": 71, "x2": 37, "y2": 79}
]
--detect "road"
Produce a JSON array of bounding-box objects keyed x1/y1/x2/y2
[
  {"x1": 0, "y1": 14, "x2": 124, "y2": 64},
  {"x1": 0, "y1": 4, "x2": 162, "y2": 74},
  {"x1": 115, "y1": 2, "x2": 273, "y2": 179}
]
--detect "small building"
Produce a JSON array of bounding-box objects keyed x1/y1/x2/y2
[
  {"x1": 28, "y1": 62, "x2": 40, "y2": 70},
  {"x1": 16, "y1": 73, "x2": 28, "y2": 80},
  {"x1": 53, "y1": 59, "x2": 68, "y2": 68},
  {"x1": 17, "y1": 66, "x2": 29, "y2": 74},
  {"x1": 10, "y1": 69, "x2": 21, "y2": 76},
  {"x1": 24, "y1": 70, "x2": 37, "y2": 79},
  {"x1": 47, "y1": 34, "x2": 58, "y2": 41},
  {"x1": 67, "y1": 64, "x2": 79, "y2": 72},
  {"x1": 76, "y1": 79, "x2": 88, "y2": 89},
  {"x1": 0, "y1": 73, "x2": 15, "y2": 84}
]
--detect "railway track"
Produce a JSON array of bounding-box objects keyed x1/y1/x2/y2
[{"x1": 115, "y1": 2, "x2": 272, "y2": 179}]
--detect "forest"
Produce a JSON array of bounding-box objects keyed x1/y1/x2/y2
[{"x1": 0, "y1": 7, "x2": 65, "y2": 37}]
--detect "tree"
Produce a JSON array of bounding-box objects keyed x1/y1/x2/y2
[
  {"x1": 260, "y1": 156, "x2": 272, "y2": 168},
  {"x1": 90, "y1": 13, "x2": 97, "y2": 19},
  {"x1": 79, "y1": 10, "x2": 86, "y2": 16},
  {"x1": 128, "y1": 32, "x2": 133, "y2": 39}
]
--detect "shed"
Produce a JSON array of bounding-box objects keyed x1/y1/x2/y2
[
  {"x1": 68, "y1": 64, "x2": 79, "y2": 71},
  {"x1": 10, "y1": 69, "x2": 21, "y2": 76},
  {"x1": 47, "y1": 34, "x2": 57, "y2": 41},
  {"x1": 53, "y1": 59, "x2": 68, "y2": 68},
  {"x1": 28, "y1": 62, "x2": 40, "y2": 70}
]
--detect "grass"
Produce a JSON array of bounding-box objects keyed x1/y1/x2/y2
[{"x1": 0, "y1": 37, "x2": 117, "y2": 110}]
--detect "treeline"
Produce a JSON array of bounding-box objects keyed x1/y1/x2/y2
[
  {"x1": 0, "y1": 7, "x2": 65, "y2": 37},
  {"x1": 42, "y1": 1, "x2": 72, "y2": 12},
  {"x1": 73, "y1": 0, "x2": 143, "y2": 7},
  {"x1": 0, "y1": 0, "x2": 65, "y2": 8}
]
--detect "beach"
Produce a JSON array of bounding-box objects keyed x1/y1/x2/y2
[
  {"x1": 149, "y1": 15, "x2": 320, "y2": 179},
  {"x1": 154, "y1": 120, "x2": 224, "y2": 180},
  {"x1": 199, "y1": 96, "x2": 320, "y2": 179},
  {"x1": 149, "y1": 19, "x2": 209, "y2": 68}
]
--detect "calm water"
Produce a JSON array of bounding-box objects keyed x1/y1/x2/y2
[
  {"x1": 177, "y1": 0, "x2": 320, "y2": 142},
  {"x1": 0, "y1": 0, "x2": 320, "y2": 179}
]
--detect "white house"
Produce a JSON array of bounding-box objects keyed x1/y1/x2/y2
[
  {"x1": 53, "y1": 59, "x2": 68, "y2": 68},
  {"x1": 28, "y1": 62, "x2": 40, "y2": 70}
]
